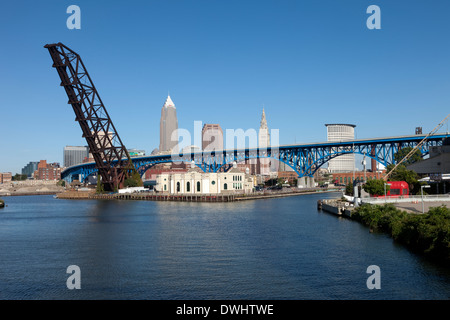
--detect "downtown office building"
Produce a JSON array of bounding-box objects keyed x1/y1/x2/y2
[{"x1": 64, "y1": 146, "x2": 89, "y2": 167}]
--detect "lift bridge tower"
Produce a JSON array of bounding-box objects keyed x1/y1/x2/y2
[{"x1": 45, "y1": 43, "x2": 141, "y2": 191}]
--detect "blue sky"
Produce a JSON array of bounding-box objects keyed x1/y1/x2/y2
[{"x1": 1, "y1": 0, "x2": 449, "y2": 174}]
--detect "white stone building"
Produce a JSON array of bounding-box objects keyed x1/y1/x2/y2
[
  {"x1": 258, "y1": 108, "x2": 271, "y2": 175},
  {"x1": 155, "y1": 162, "x2": 254, "y2": 194}
]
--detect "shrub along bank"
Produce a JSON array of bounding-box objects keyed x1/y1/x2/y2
[{"x1": 351, "y1": 203, "x2": 450, "y2": 266}]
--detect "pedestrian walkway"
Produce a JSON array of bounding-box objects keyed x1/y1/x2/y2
[{"x1": 394, "y1": 201, "x2": 448, "y2": 214}]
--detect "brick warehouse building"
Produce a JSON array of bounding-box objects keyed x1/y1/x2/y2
[
  {"x1": 0, "y1": 172, "x2": 12, "y2": 184},
  {"x1": 33, "y1": 160, "x2": 62, "y2": 181},
  {"x1": 332, "y1": 170, "x2": 386, "y2": 186}
]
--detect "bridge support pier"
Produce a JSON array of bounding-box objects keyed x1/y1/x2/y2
[
  {"x1": 307, "y1": 177, "x2": 315, "y2": 188},
  {"x1": 297, "y1": 176, "x2": 315, "y2": 188},
  {"x1": 297, "y1": 177, "x2": 306, "y2": 188}
]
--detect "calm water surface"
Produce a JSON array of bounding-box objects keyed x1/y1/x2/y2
[{"x1": 0, "y1": 193, "x2": 449, "y2": 299}]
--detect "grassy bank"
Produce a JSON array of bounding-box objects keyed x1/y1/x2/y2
[{"x1": 351, "y1": 203, "x2": 450, "y2": 266}]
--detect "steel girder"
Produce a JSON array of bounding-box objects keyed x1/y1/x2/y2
[
  {"x1": 61, "y1": 134, "x2": 447, "y2": 182},
  {"x1": 45, "y1": 43, "x2": 138, "y2": 191}
]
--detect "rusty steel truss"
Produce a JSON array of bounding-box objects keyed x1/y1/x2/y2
[{"x1": 45, "y1": 42, "x2": 138, "y2": 191}]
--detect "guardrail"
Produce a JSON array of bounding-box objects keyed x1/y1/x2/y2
[{"x1": 361, "y1": 195, "x2": 450, "y2": 204}]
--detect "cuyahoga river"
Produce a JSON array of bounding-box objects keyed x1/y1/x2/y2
[{"x1": 0, "y1": 193, "x2": 449, "y2": 299}]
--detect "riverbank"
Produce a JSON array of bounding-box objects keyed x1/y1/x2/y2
[
  {"x1": 57, "y1": 187, "x2": 342, "y2": 202},
  {"x1": 318, "y1": 198, "x2": 450, "y2": 266},
  {"x1": 0, "y1": 181, "x2": 64, "y2": 196}
]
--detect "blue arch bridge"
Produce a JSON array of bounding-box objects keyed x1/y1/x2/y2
[{"x1": 62, "y1": 133, "x2": 448, "y2": 187}]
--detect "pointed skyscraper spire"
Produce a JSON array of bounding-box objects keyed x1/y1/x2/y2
[
  {"x1": 160, "y1": 94, "x2": 178, "y2": 153},
  {"x1": 260, "y1": 107, "x2": 268, "y2": 129},
  {"x1": 258, "y1": 106, "x2": 270, "y2": 175},
  {"x1": 163, "y1": 95, "x2": 175, "y2": 108}
]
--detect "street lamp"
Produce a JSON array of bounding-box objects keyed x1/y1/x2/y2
[
  {"x1": 421, "y1": 185, "x2": 431, "y2": 214},
  {"x1": 384, "y1": 183, "x2": 388, "y2": 203}
]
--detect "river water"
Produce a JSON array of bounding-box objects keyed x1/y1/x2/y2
[{"x1": 0, "y1": 193, "x2": 449, "y2": 300}]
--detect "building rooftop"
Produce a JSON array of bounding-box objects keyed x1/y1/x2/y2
[{"x1": 324, "y1": 123, "x2": 356, "y2": 128}]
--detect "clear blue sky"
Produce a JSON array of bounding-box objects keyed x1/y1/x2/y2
[{"x1": 1, "y1": 0, "x2": 449, "y2": 174}]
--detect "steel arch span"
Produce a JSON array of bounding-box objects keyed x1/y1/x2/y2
[{"x1": 61, "y1": 133, "x2": 447, "y2": 183}]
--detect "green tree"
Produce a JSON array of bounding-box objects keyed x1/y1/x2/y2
[
  {"x1": 387, "y1": 147, "x2": 422, "y2": 194},
  {"x1": 393, "y1": 147, "x2": 422, "y2": 165},
  {"x1": 363, "y1": 178, "x2": 389, "y2": 196},
  {"x1": 345, "y1": 182, "x2": 354, "y2": 196},
  {"x1": 123, "y1": 170, "x2": 143, "y2": 188},
  {"x1": 352, "y1": 204, "x2": 450, "y2": 265},
  {"x1": 386, "y1": 163, "x2": 420, "y2": 193},
  {"x1": 12, "y1": 174, "x2": 27, "y2": 181},
  {"x1": 265, "y1": 178, "x2": 278, "y2": 187},
  {"x1": 124, "y1": 177, "x2": 139, "y2": 188},
  {"x1": 96, "y1": 175, "x2": 105, "y2": 194}
]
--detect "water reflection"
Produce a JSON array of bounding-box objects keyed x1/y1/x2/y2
[{"x1": 0, "y1": 193, "x2": 449, "y2": 299}]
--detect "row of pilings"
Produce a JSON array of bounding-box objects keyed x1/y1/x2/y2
[
  {"x1": 56, "y1": 188, "x2": 341, "y2": 202},
  {"x1": 91, "y1": 193, "x2": 237, "y2": 202}
]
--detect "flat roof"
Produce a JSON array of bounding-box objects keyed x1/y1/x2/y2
[{"x1": 325, "y1": 124, "x2": 357, "y2": 127}]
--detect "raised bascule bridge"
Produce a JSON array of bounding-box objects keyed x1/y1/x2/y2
[{"x1": 45, "y1": 43, "x2": 448, "y2": 188}]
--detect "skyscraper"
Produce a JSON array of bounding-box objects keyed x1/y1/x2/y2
[
  {"x1": 325, "y1": 124, "x2": 356, "y2": 172},
  {"x1": 258, "y1": 108, "x2": 271, "y2": 175},
  {"x1": 159, "y1": 95, "x2": 179, "y2": 153},
  {"x1": 64, "y1": 146, "x2": 89, "y2": 167},
  {"x1": 22, "y1": 161, "x2": 39, "y2": 177},
  {"x1": 202, "y1": 124, "x2": 224, "y2": 151}
]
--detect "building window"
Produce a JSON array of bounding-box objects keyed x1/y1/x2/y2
[
  {"x1": 211, "y1": 180, "x2": 215, "y2": 185},
  {"x1": 224, "y1": 183, "x2": 227, "y2": 190},
  {"x1": 177, "y1": 182, "x2": 180, "y2": 192},
  {"x1": 164, "y1": 184, "x2": 167, "y2": 191},
  {"x1": 197, "y1": 181, "x2": 201, "y2": 192},
  {"x1": 186, "y1": 182, "x2": 190, "y2": 192}
]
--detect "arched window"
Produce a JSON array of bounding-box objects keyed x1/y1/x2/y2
[
  {"x1": 164, "y1": 184, "x2": 167, "y2": 191},
  {"x1": 186, "y1": 182, "x2": 190, "y2": 192},
  {"x1": 197, "y1": 181, "x2": 201, "y2": 192},
  {"x1": 224, "y1": 183, "x2": 227, "y2": 190},
  {"x1": 177, "y1": 182, "x2": 180, "y2": 192}
]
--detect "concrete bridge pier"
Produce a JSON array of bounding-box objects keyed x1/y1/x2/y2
[
  {"x1": 297, "y1": 177, "x2": 306, "y2": 188},
  {"x1": 307, "y1": 177, "x2": 315, "y2": 188}
]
